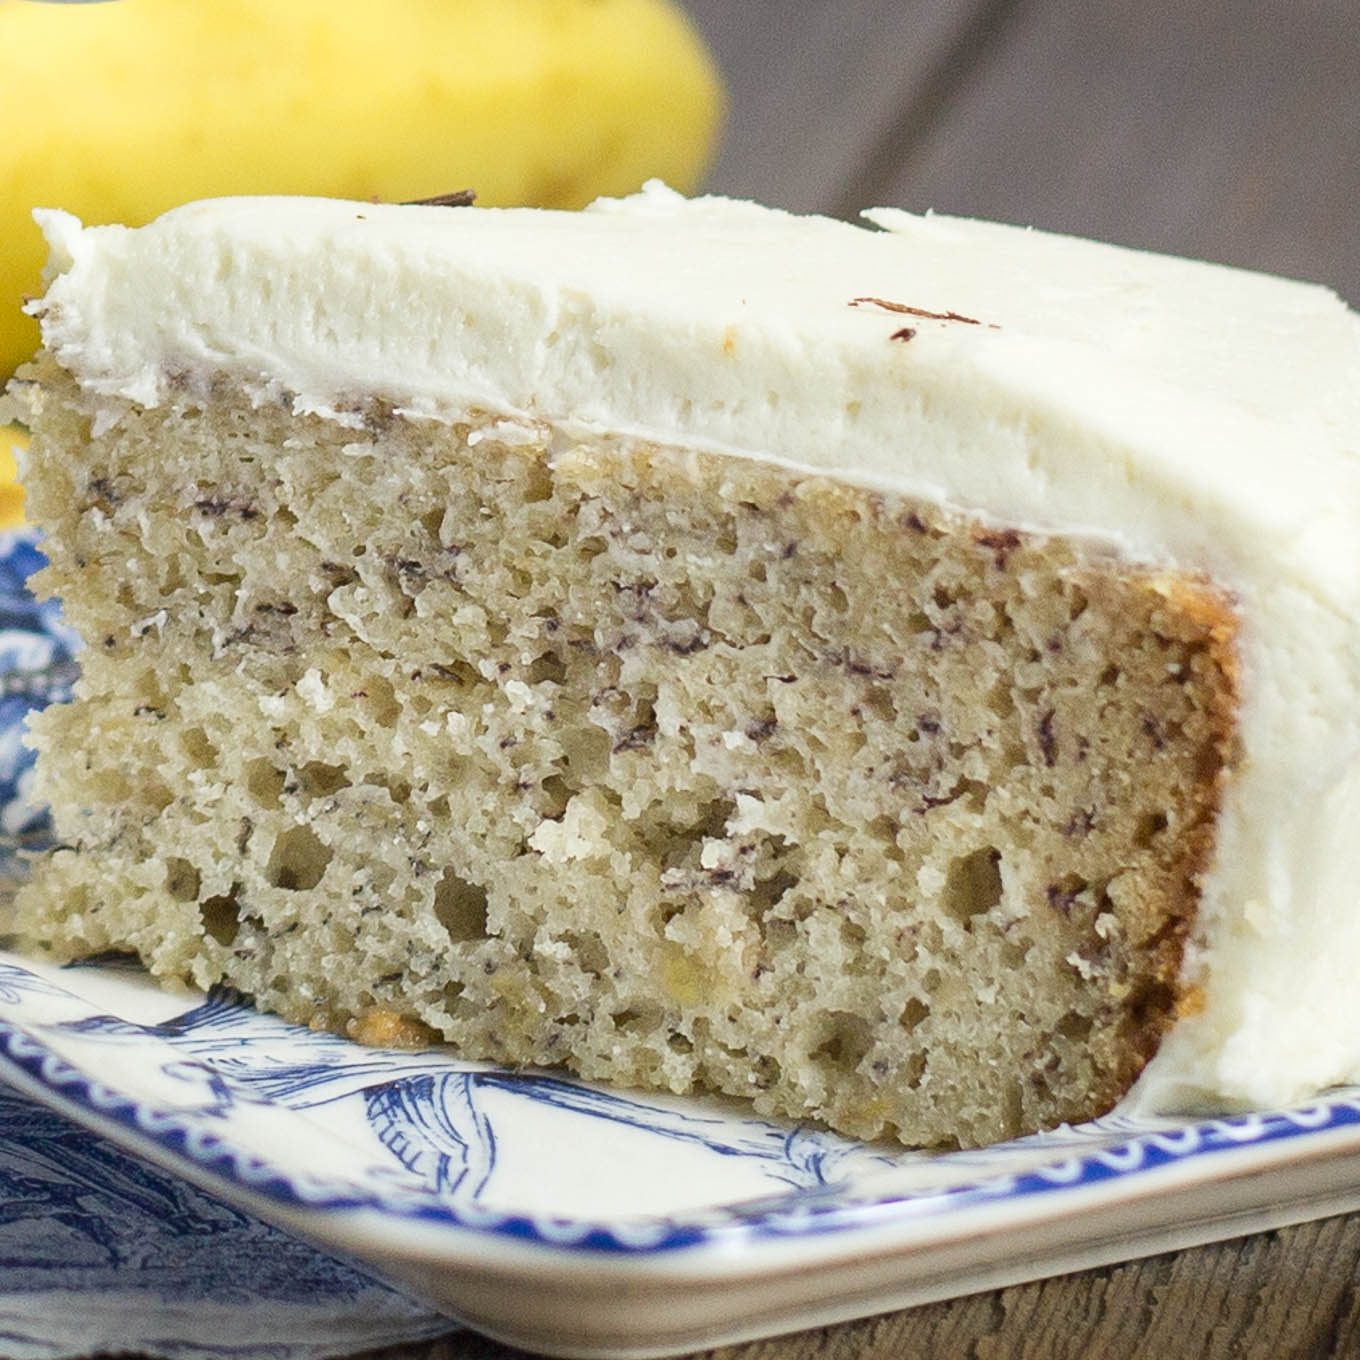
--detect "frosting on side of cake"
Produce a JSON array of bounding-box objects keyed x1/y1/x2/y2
[{"x1": 25, "y1": 185, "x2": 1360, "y2": 1117}]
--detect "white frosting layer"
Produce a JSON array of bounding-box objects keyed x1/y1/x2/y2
[{"x1": 28, "y1": 184, "x2": 1360, "y2": 1115}]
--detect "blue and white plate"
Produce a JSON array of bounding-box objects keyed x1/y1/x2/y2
[{"x1": 3, "y1": 527, "x2": 1360, "y2": 1360}]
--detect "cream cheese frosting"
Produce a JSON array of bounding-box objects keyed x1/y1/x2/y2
[{"x1": 25, "y1": 183, "x2": 1360, "y2": 1116}]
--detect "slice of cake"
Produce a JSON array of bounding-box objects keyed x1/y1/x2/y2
[{"x1": 6, "y1": 186, "x2": 1359, "y2": 1148}]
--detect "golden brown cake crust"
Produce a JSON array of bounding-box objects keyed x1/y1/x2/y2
[{"x1": 12, "y1": 363, "x2": 1240, "y2": 1147}]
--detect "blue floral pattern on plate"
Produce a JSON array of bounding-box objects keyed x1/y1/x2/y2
[
  {"x1": 0, "y1": 531, "x2": 78, "y2": 841},
  {"x1": 2, "y1": 953, "x2": 1358, "y2": 1253}
]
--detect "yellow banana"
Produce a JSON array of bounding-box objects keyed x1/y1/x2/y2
[
  {"x1": 0, "y1": 0, "x2": 725, "y2": 379},
  {"x1": 0, "y1": 427, "x2": 25, "y2": 529}
]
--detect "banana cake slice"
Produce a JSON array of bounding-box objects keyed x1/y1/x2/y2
[{"x1": 6, "y1": 186, "x2": 1359, "y2": 1147}]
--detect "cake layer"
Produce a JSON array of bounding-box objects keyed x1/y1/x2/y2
[
  {"x1": 12, "y1": 189, "x2": 1360, "y2": 1122},
  {"x1": 14, "y1": 367, "x2": 1233, "y2": 1145}
]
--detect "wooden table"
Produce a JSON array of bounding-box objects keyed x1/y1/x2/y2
[
  {"x1": 690, "y1": 0, "x2": 1360, "y2": 305},
  {"x1": 355, "y1": 1220, "x2": 1360, "y2": 1360},
  {"x1": 352, "y1": 2, "x2": 1360, "y2": 1357}
]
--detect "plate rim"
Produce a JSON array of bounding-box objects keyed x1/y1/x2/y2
[{"x1": 4, "y1": 949, "x2": 1360, "y2": 1276}]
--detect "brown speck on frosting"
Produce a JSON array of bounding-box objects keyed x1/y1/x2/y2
[
  {"x1": 851, "y1": 297, "x2": 999, "y2": 329},
  {"x1": 890, "y1": 326, "x2": 917, "y2": 342},
  {"x1": 402, "y1": 189, "x2": 478, "y2": 208}
]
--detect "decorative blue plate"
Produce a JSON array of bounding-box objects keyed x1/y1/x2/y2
[{"x1": 3, "y1": 527, "x2": 1360, "y2": 1360}]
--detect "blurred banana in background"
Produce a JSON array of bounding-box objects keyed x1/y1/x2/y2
[
  {"x1": 0, "y1": 432, "x2": 24, "y2": 530},
  {"x1": 0, "y1": 0, "x2": 725, "y2": 522}
]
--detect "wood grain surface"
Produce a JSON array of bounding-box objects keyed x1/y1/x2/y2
[
  {"x1": 687, "y1": 0, "x2": 1360, "y2": 303},
  {"x1": 353, "y1": 1213, "x2": 1360, "y2": 1360}
]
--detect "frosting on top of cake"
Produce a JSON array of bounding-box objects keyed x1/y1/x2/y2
[
  {"x1": 31, "y1": 185, "x2": 1360, "y2": 592},
  {"x1": 26, "y1": 185, "x2": 1360, "y2": 1117}
]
